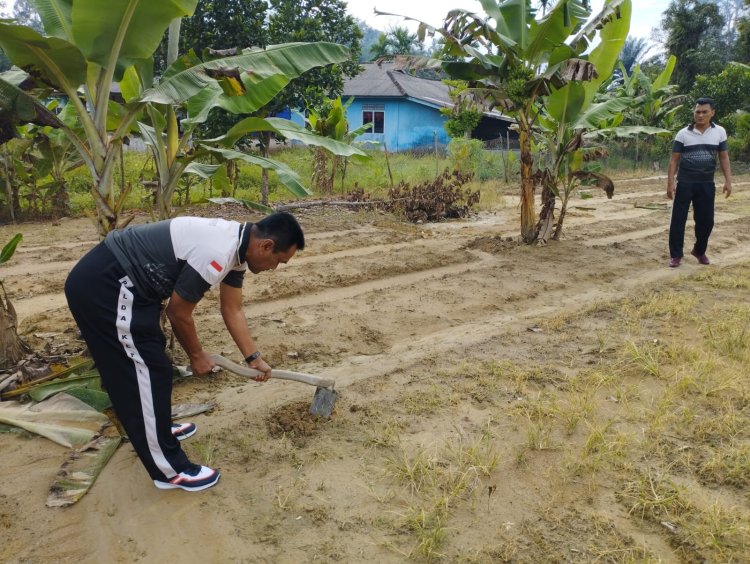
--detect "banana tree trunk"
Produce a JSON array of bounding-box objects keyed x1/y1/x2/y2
[
  {"x1": 536, "y1": 178, "x2": 556, "y2": 244},
  {"x1": 87, "y1": 140, "x2": 124, "y2": 237},
  {"x1": 518, "y1": 117, "x2": 536, "y2": 243},
  {"x1": 91, "y1": 178, "x2": 118, "y2": 236},
  {"x1": 0, "y1": 282, "x2": 29, "y2": 369},
  {"x1": 2, "y1": 151, "x2": 15, "y2": 223},
  {"x1": 552, "y1": 176, "x2": 576, "y2": 241}
]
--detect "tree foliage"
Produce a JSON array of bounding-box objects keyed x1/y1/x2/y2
[
  {"x1": 357, "y1": 19, "x2": 385, "y2": 62},
  {"x1": 369, "y1": 26, "x2": 426, "y2": 59},
  {"x1": 268, "y1": 0, "x2": 362, "y2": 112},
  {"x1": 441, "y1": 80, "x2": 482, "y2": 139},
  {"x1": 662, "y1": 0, "x2": 728, "y2": 92},
  {"x1": 691, "y1": 62, "x2": 750, "y2": 133},
  {"x1": 154, "y1": 0, "x2": 268, "y2": 74}
]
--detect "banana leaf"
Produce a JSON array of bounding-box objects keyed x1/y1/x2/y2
[
  {"x1": 64, "y1": 387, "x2": 112, "y2": 412},
  {"x1": 0, "y1": 22, "x2": 87, "y2": 91},
  {"x1": 46, "y1": 423, "x2": 122, "y2": 508},
  {"x1": 26, "y1": 369, "x2": 101, "y2": 402},
  {"x1": 0, "y1": 357, "x2": 94, "y2": 400},
  {"x1": 209, "y1": 117, "x2": 370, "y2": 161},
  {"x1": 171, "y1": 402, "x2": 216, "y2": 419},
  {"x1": 1, "y1": 233, "x2": 22, "y2": 265},
  {"x1": 0, "y1": 392, "x2": 110, "y2": 448}
]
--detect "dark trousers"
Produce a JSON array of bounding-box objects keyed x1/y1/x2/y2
[
  {"x1": 669, "y1": 181, "x2": 715, "y2": 258},
  {"x1": 64, "y1": 243, "x2": 190, "y2": 481}
]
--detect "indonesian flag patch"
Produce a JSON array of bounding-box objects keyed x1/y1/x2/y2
[{"x1": 210, "y1": 260, "x2": 223, "y2": 273}]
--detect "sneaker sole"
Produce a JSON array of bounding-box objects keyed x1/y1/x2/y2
[
  {"x1": 154, "y1": 472, "x2": 220, "y2": 492},
  {"x1": 173, "y1": 428, "x2": 197, "y2": 441}
]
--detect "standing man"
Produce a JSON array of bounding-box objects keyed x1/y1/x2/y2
[
  {"x1": 667, "y1": 97, "x2": 732, "y2": 267},
  {"x1": 65, "y1": 212, "x2": 304, "y2": 492}
]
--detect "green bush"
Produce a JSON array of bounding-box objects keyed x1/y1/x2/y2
[
  {"x1": 727, "y1": 112, "x2": 750, "y2": 161},
  {"x1": 448, "y1": 138, "x2": 485, "y2": 174}
]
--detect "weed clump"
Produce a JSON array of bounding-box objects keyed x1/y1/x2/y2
[{"x1": 386, "y1": 169, "x2": 480, "y2": 223}]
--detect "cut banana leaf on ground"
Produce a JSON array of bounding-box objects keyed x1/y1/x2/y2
[
  {"x1": 0, "y1": 392, "x2": 110, "y2": 448},
  {"x1": 27, "y1": 369, "x2": 103, "y2": 402},
  {"x1": 0, "y1": 358, "x2": 95, "y2": 400},
  {"x1": 64, "y1": 387, "x2": 112, "y2": 412},
  {"x1": 171, "y1": 402, "x2": 216, "y2": 419},
  {"x1": 46, "y1": 424, "x2": 122, "y2": 508}
]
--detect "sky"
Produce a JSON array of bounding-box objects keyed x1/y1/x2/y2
[
  {"x1": 2, "y1": 0, "x2": 670, "y2": 43},
  {"x1": 346, "y1": 0, "x2": 670, "y2": 43}
]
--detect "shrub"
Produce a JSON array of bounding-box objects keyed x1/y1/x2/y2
[{"x1": 386, "y1": 169, "x2": 479, "y2": 222}]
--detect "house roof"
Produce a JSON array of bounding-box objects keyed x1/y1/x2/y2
[
  {"x1": 343, "y1": 62, "x2": 451, "y2": 107},
  {"x1": 343, "y1": 63, "x2": 512, "y2": 122}
]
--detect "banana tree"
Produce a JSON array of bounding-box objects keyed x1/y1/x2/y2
[
  {"x1": 133, "y1": 46, "x2": 369, "y2": 219},
  {"x1": 306, "y1": 96, "x2": 371, "y2": 193},
  {"x1": 0, "y1": 0, "x2": 202, "y2": 235},
  {"x1": 534, "y1": 54, "x2": 680, "y2": 242},
  {"x1": 605, "y1": 55, "x2": 685, "y2": 168},
  {"x1": 531, "y1": 1, "x2": 632, "y2": 242},
  {"x1": 378, "y1": 0, "x2": 632, "y2": 243},
  {"x1": 0, "y1": 68, "x2": 65, "y2": 219},
  {"x1": 1, "y1": 233, "x2": 29, "y2": 369},
  {"x1": 612, "y1": 56, "x2": 685, "y2": 127},
  {"x1": 535, "y1": 93, "x2": 670, "y2": 242},
  {"x1": 0, "y1": 1, "x2": 363, "y2": 235}
]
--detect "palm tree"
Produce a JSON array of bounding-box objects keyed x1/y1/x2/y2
[
  {"x1": 369, "y1": 33, "x2": 390, "y2": 59},
  {"x1": 387, "y1": 26, "x2": 422, "y2": 55},
  {"x1": 619, "y1": 36, "x2": 651, "y2": 74}
]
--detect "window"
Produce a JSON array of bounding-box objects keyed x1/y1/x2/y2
[{"x1": 362, "y1": 104, "x2": 385, "y2": 134}]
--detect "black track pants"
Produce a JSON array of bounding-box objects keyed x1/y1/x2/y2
[
  {"x1": 669, "y1": 181, "x2": 715, "y2": 259},
  {"x1": 64, "y1": 242, "x2": 190, "y2": 481}
]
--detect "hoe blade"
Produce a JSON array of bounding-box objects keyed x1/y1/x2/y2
[{"x1": 310, "y1": 387, "x2": 338, "y2": 418}]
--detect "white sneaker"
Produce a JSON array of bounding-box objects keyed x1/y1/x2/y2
[
  {"x1": 154, "y1": 465, "x2": 220, "y2": 492},
  {"x1": 171, "y1": 422, "x2": 196, "y2": 441}
]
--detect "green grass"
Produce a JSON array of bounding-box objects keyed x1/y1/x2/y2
[{"x1": 363, "y1": 260, "x2": 750, "y2": 561}]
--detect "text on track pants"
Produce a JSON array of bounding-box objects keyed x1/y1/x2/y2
[{"x1": 64, "y1": 242, "x2": 190, "y2": 481}]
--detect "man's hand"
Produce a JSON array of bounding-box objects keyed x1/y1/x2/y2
[
  {"x1": 189, "y1": 350, "x2": 215, "y2": 376},
  {"x1": 667, "y1": 182, "x2": 676, "y2": 200},
  {"x1": 723, "y1": 182, "x2": 732, "y2": 198},
  {"x1": 249, "y1": 356, "x2": 272, "y2": 382}
]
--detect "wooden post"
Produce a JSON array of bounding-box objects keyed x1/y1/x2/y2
[
  {"x1": 383, "y1": 141, "x2": 394, "y2": 188},
  {"x1": 434, "y1": 130, "x2": 439, "y2": 177}
]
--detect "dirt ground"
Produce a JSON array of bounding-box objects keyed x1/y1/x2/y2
[{"x1": 1, "y1": 174, "x2": 749, "y2": 563}]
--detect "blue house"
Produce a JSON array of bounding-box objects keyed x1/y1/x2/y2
[{"x1": 342, "y1": 63, "x2": 516, "y2": 152}]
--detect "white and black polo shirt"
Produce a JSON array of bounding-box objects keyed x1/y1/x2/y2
[
  {"x1": 673, "y1": 122, "x2": 728, "y2": 183},
  {"x1": 105, "y1": 217, "x2": 250, "y2": 302}
]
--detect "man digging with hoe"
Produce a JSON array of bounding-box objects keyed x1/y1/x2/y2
[{"x1": 65, "y1": 212, "x2": 304, "y2": 492}]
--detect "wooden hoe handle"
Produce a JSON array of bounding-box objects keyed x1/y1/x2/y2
[{"x1": 210, "y1": 354, "x2": 335, "y2": 389}]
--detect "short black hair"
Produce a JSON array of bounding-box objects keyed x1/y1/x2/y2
[
  {"x1": 253, "y1": 212, "x2": 305, "y2": 252},
  {"x1": 695, "y1": 97, "x2": 715, "y2": 109}
]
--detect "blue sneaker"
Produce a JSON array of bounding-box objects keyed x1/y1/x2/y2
[
  {"x1": 171, "y1": 422, "x2": 196, "y2": 441},
  {"x1": 154, "y1": 465, "x2": 220, "y2": 492}
]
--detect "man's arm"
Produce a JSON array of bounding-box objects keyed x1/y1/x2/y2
[
  {"x1": 667, "y1": 152, "x2": 681, "y2": 200},
  {"x1": 219, "y1": 283, "x2": 272, "y2": 381},
  {"x1": 719, "y1": 150, "x2": 732, "y2": 198},
  {"x1": 165, "y1": 292, "x2": 215, "y2": 375}
]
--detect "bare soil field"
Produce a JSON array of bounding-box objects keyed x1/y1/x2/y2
[{"x1": 1, "y1": 174, "x2": 749, "y2": 563}]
